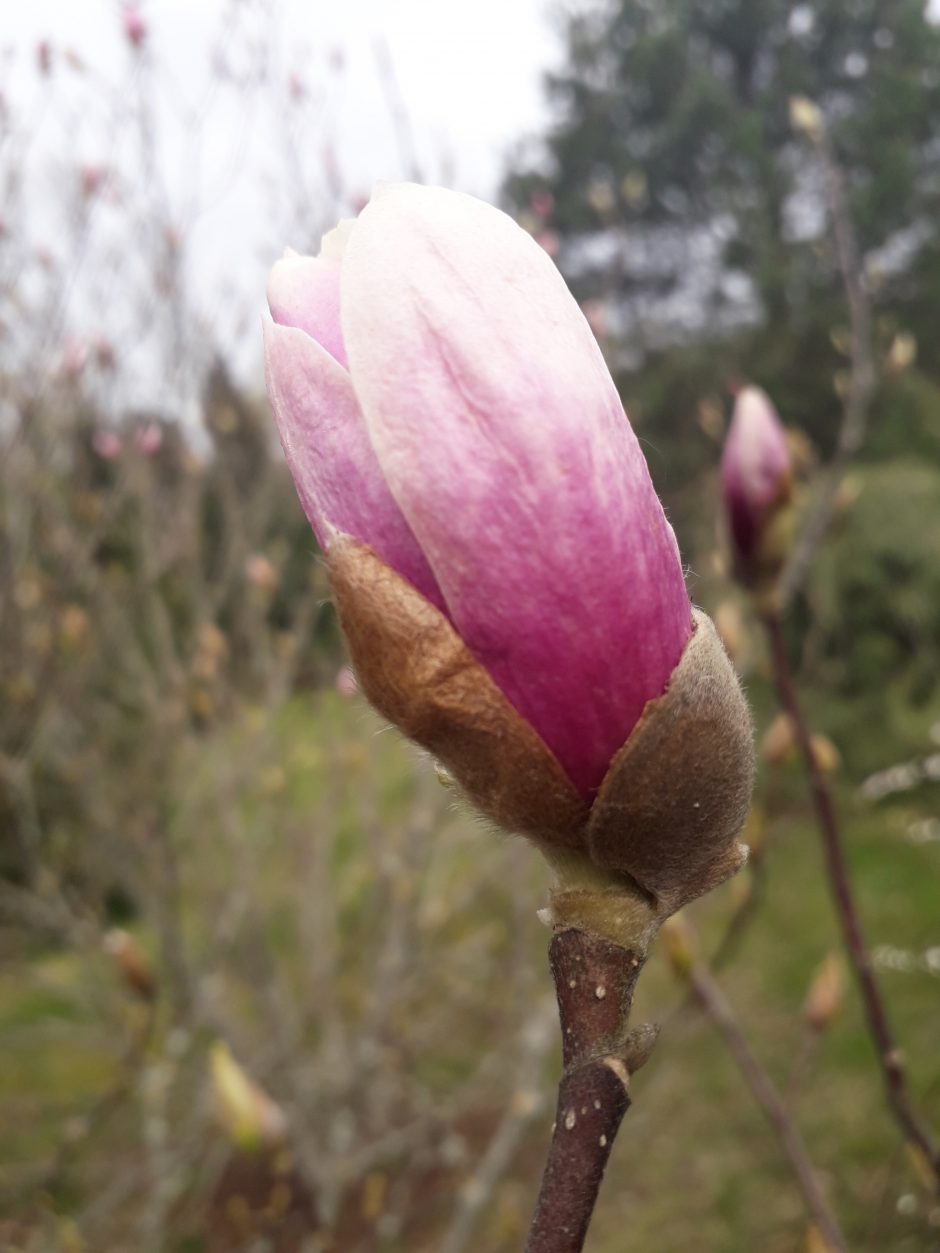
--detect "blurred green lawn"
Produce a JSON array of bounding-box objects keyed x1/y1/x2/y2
[{"x1": 1, "y1": 684, "x2": 939, "y2": 1252}]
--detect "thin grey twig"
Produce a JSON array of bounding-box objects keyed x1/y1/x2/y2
[
  {"x1": 765, "y1": 610, "x2": 940, "y2": 1186},
  {"x1": 688, "y1": 960, "x2": 847, "y2": 1252},
  {"x1": 778, "y1": 129, "x2": 876, "y2": 609}
]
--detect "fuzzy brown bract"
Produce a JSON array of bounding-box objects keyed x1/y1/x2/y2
[{"x1": 329, "y1": 538, "x2": 754, "y2": 942}]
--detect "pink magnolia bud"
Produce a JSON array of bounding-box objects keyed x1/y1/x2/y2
[
  {"x1": 335, "y1": 664, "x2": 358, "y2": 699},
  {"x1": 61, "y1": 337, "x2": 88, "y2": 380},
  {"x1": 533, "y1": 228, "x2": 561, "y2": 259},
  {"x1": 122, "y1": 5, "x2": 146, "y2": 49},
  {"x1": 580, "y1": 299, "x2": 608, "y2": 340},
  {"x1": 93, "y1": 430, "x2": 123, "y2": 460},
  {"x1": 530, "y1": 190, "x2": 555, "y2": 221},
  {"x1": 80, "y1": 165, "x2": 106, "y2": 200},
  {"x1": 264, "y1": 184, "x2": 692, "y2": 800},
  {"x1": 720, "y1": 386, "x2": 792, "y2": 577},
  {"x1": 135, "y1": 421, "x2": 163, "y2": 456}
]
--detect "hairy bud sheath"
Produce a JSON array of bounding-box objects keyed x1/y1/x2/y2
[{"x1": 264, "y1": 184, "x2": 754, "y2": 940}]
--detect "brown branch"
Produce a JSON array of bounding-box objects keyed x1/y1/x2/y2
[
  {"x1": 764, "y1": 610, "x2": 940, "y2": 1185},
  {"x1": 525, "y1": 928, "x2": 654, "y2": 1253},
  {"x1": 687, "y1": 960, "x2": 847, "y2": 1252},
  {"x1": 778, "y1": 131, "x2": 876, "y2": 610}
]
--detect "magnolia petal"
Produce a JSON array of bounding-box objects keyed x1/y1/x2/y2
[
  {"x1": 342, "y1": 183, "x2": 691, "y2": 797},
  {"x1": 263, "y1": 320, "x2": 444, "y2": 610},
  {"x1": 267, "y1": 254, "x2": 347, "y2": 368}
]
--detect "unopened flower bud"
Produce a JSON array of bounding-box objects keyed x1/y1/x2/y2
[
  {"x1": 803, "y1": 952, "x2": 844, "y2": 1033},
  {"x1": 122, "y1": 5, "x2": 146, "y2": 48},
  {"x1": 264, "y1": 184, "x2": 754, "y2": 942},
  {"x1": 721, "y1": 386, "x2": 794, "y2": 589}
]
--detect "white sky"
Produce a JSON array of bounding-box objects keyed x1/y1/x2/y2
[{"x1": 2, "y1": 0, "x2": 558, "y2": 197}]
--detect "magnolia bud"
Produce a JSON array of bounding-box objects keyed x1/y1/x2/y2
[
  {"x1": 264, "y1": 184, "x2": 755, "y2": 948},
  {"x1": 720, "y1": 387, "x2": 794, "y2": 590}
]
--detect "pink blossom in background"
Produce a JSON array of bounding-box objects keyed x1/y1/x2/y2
[
  {"x1": 135, "y1": 423, "x2": 163, "y2": 457},
  {"x1": 580, "y1": 299, "x2": 608, "y2": 340},
  {"x1": 533, "y1": 228, "x2": 560, "y2": 259},
  {"x1": 92, "y1": 430, "x2": 123, "y2": 461},
  {"x1": 530, "y1": 190, "x2": 555, "y2": 221},
  {"x1": 123, "y1": 6, "x2": 146, "y2": 49},
  {"x1": 80, "y1": 165, "x2": 106, "y2": 200},
  {"x1": 94, "y1": 337, "x2": 116, "y2": 371},
  {"x1": 37, "y1": 41, "x2": 52, "y2": 75},
  {"x1": 245, "y1": 554, "x2": 278, "y2": 593},
  {"x1": 264, "y1": 184, "x2": 691, "y2": 798},
  {"x1": 335, "y1": 665, "x2": 358, "y2": 700},
  {"x1": 720, "y1": 386, "x2": 792, "y2": 563},
  {"x1": 61, "y1": 337, "x2": 88, "y2": 380}
]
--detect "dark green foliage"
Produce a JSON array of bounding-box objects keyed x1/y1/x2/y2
[
  {"x1": 810, "y1": 459, "x2": 940, "y2": 699},
  {"x1": 509, "y1": 0, "x2": 940, "y2": 330}
]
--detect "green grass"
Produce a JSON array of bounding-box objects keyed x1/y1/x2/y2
[{"x1": 2, "y1": 687, "x2": 939, "y2": 1251}]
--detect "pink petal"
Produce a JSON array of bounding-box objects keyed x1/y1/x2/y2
[
  {"x1": 342, "y1": 184, "x2": 691, "y2": 797},
  {"x1": 267, "y1": 254, "x2": 348, "y2": 368},
  {"x1": 263, "y1": 320, "x2": 445, "y2": 611},
  {"x1": 720, "y1": 387, "x2": 791, "y2": 560}
]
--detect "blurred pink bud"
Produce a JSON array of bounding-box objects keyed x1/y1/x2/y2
[
  {"x1": 61, "y1": 337, "x2": 88, "y2": 379},
  {"x1": 533, "y1": 229, "x2": 561, "y2": 259},
  {"x1": 244, "y1": 553, "x2": 277, "y2": 592},
  {"x1": 94, "y1": 336, "x2": 116, "y2": 370},
  {"x1": 328, "y1": 46, "x2": 346, "y2": 73},
  {"x1": 93, "y1": 430, "x2": 123, "y2": 460},
  {"x1": 720, "y1": 386, "x2": 792, "y2": 566},
  {"x1": 288, "y1": 71, "x2": 304, "y2": 100},
  {"x1": 135, "y1": 422, "x2": 163, "y2": 456},
  {"x1": 37, "y1": 41, "x2": 52, "y2": 75},
  {"x1": 335, "y1": 665, "x2": 358, "y2": 699},
  {"x1": 123, "y1": 5, "x2": 146, "y2": 48},
  {"x1": 264, "y1": 184, "x2": 692, "y2": 797},
  {"x1": 530, "y1": 190, "x2": 555, "y2": 221},
  {"x1": 80, "y1": 165, "x2": 105, "y2": 199},
  {"x1": 580, "y1": 298, "x2": 607, "y2": 339}
]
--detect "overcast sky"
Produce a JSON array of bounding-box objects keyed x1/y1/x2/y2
[
  {"x1": 4, "y1": 0, "x2": 559, "y2": 196},
  {"x1": 1, "y1": 0, "x2": 561, "y2": 408}
]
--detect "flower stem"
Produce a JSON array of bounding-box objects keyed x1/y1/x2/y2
[
  {"x1": 687, "y1": 959, "x2": 847, "y2": 1252},
  {"x1": 524, "y1": 928, "x2": 653, "y2": 1253},
  {"x1": 764, "y1": 609, "x2": 940, "y2": 1186}
]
